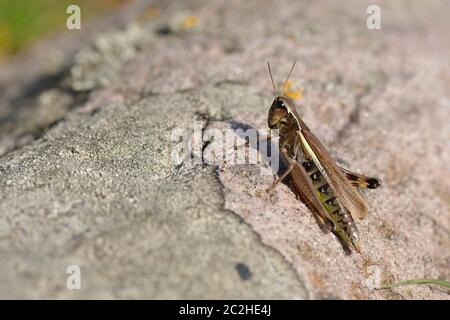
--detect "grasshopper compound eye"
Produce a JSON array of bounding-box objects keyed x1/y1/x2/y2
[{"x1": 276, "y1": 98, "x2": 285, "y2": 108}]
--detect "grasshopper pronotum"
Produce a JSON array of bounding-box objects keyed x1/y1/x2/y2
[{"x1": 265, "y1": 61, "x2": 381, "y2": 253}]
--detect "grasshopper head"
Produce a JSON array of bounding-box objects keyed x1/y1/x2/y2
[
  {"x1": 268, "y1": 96, "x2": 297, "y2": 129},
  {"x1": 267, "y1": 61, "x2": 301, "y2": 129},
  {"x1": 268, "y1": 97, "x2": 287, "y2": 128}
]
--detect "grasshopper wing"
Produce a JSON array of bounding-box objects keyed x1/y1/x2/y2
[{"x1": 298, "y1": 129, "x2": 369, "y2": 219}]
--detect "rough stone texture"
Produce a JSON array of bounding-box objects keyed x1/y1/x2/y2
[
  {"x1": 0, "y1": 87, "x2": 305, "y2": 298},
  {"x1": 0, "y1": 0, "x2": 449, "y2": 299}
]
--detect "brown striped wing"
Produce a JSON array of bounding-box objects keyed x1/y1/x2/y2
[{"x1": 298, "y1": 129, "x2": 369, "y2": 219}]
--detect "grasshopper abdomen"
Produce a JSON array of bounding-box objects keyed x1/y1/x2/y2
[{"x1": 299, "y1": 159, "x2": 361, "y2": 252}]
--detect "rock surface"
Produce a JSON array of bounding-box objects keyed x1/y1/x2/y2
[{"x1": 0, "y1": 0, "x2": 449, "y2": 299}]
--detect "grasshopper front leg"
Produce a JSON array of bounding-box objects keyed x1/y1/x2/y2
[{"x1": 266, "y1": 161, "x2": 295, "y2": 193}]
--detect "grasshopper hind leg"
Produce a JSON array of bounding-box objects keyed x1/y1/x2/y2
[
  {"x1": 287, "y1": 177, "x2": 334, "y2": 234},
  {"x1": 339, "y1": 167, "x2": 381, "y2": 189},
  {"x1": 311, "y1": 212, "x2": 334, "y2": 234}
]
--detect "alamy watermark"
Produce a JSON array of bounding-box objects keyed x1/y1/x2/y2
[
  {"x1": 366, "y1": 5, "x2": 382, "y2": 30},
  {"x1": 66, "y1": 5, "x2": 81, "y2": 30},
  {"x1": 365, "y1": 265, "x2": 382, "y2": 289},
  {"x1": 171, "y1": 120, "x2": 279, "y2": 174},
  {"x1": 66, "y1": 264, "x2": 81, "y2": 290}
]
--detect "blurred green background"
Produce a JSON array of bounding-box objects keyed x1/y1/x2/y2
[{"x1": 0, "y1": 0, "x2": 129, "y2": 56}]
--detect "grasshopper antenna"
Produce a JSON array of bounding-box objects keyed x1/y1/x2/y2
[
  {"x1": 280, "y1": 60, "x2": 297, "y2": 97},
  {"x1": 267, "y1": 61, "x2": 277, "y2": 97}
]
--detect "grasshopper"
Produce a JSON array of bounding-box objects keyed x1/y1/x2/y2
[{"x1": 265, "y1": 61, "x2": 381, "y2": 253}]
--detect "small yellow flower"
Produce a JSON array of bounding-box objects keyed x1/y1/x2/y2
[
  {"x1": 180, "y1": 15, "x2": 199, "y2": 29},
  {"x1": 283, "y1": 80, "x2": 303, "y2": 101}
]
